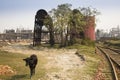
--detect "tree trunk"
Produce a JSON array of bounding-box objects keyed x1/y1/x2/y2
[
  {"x1": 60, "y1": 30, "x2": 64, "y2": 47},
  {"x1": 49, "y1": 25, "x2": 55, "y2": 46}
]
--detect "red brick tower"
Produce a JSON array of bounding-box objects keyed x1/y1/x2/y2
[{"x1": 84, "y1": 16, "x2": 95, "y2": 41}]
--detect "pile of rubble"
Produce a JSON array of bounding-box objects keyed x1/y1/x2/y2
[{"x1": 0, "y1": 65, "x2": 16, "y2": 75}]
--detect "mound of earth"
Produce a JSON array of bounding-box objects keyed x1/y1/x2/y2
[
  {"x1": 0, "y1": 65, "x2": 16, "y2": 75},
  {"x1": 0, "y1": 41, "x2": 8, "y2": 47}
]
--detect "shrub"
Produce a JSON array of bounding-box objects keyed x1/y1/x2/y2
[{"x1": 81, "y1": 38, "x2": 95, "y2": 47}]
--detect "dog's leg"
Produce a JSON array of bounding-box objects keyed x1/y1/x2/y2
[
  {"x1": 33, "y1": 68, "x2": 35, "y2": 75},
  {"x1": 30, "y1": 68, "x2": 33, "y2": 79}
]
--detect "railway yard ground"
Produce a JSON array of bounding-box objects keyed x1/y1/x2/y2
[
  {"x1": 0, "y1": 41, "x2": 99, "y2": 80},
  {"x1": 0, "y1": 40, "x2": 119, "y2": 80},
  {"x1": 96, "y1": 39, "x2": 120, "y2": 80}
]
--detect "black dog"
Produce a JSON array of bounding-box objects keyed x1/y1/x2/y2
[{"x1": 23, "y1": 54, "x2": 38, "y2": 78}]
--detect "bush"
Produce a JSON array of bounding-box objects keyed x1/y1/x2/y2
[{"x1": 81, "y1": 38, "x2": 95, "y2": 47}]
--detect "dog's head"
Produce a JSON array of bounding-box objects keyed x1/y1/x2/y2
[{"x1": 23, "y1": 57, "x2": 30, "y2": 66}]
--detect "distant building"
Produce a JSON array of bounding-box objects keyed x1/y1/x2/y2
[
  {"x1": 0, "y1": 29, "x2": 33, "y2": 41},
  {"x1": 21, "y1": 30, "x2": 32, "y2": 33},
  {"x1": 16, "y1": 28, "x2": 32, "y2": 33},
  {"x1": 95, "y1": 25, "x2": 120, "y2": 40},
  {"x1": 17, "y1": 29, "x2": 33, "y2": 39},
  {"x1": 109, "y1": 26, "x2": 120, "y2": 38},
  {"x1": 5, "y1": 29, "x2": 15, "y2": 33}
]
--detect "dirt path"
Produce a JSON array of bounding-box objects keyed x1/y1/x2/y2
[
  {"x1": 45, "y1": 53, "x2": 85, "y2": 80},
  {"x1": 1, "y1": 43, "x2": 85, "y2": 80}
]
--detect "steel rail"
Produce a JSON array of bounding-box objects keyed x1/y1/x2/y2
[{"x1": 96, "y1": 46, "x2": 118, "y2": 80}]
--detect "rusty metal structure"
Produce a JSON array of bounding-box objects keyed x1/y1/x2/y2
[{"x1": 33, "y1": 9, "x2": 54, "y2": 46}]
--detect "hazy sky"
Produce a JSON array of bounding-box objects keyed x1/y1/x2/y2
[{"x1": 0, "y1": 0, "x2": 120, "y2": 33}]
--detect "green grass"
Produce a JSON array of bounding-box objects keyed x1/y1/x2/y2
[
  {"x1": 66, "y1": 44, "x2": 95, "y2": 55},
  {"x1": 103, "y1": 40, "x2": 120, "y2": 49},
  {"x1": 65, "y1": 44, "x2": 100, "y2": 79},
  {"x1": 0, "y1": 50, "x2": 47, "y2": 80}
]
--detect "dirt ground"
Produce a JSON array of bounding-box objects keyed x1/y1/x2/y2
[{"x1": 1, "y1": 42, "x2": 89, "y2": 80}]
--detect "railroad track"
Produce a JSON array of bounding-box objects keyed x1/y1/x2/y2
[
  {"x1": 96, "y1": 46, "x2": 120, "y2": 80},
  {"x1": 106, "y1": 47, "x2": 120, "y2": 54}
]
